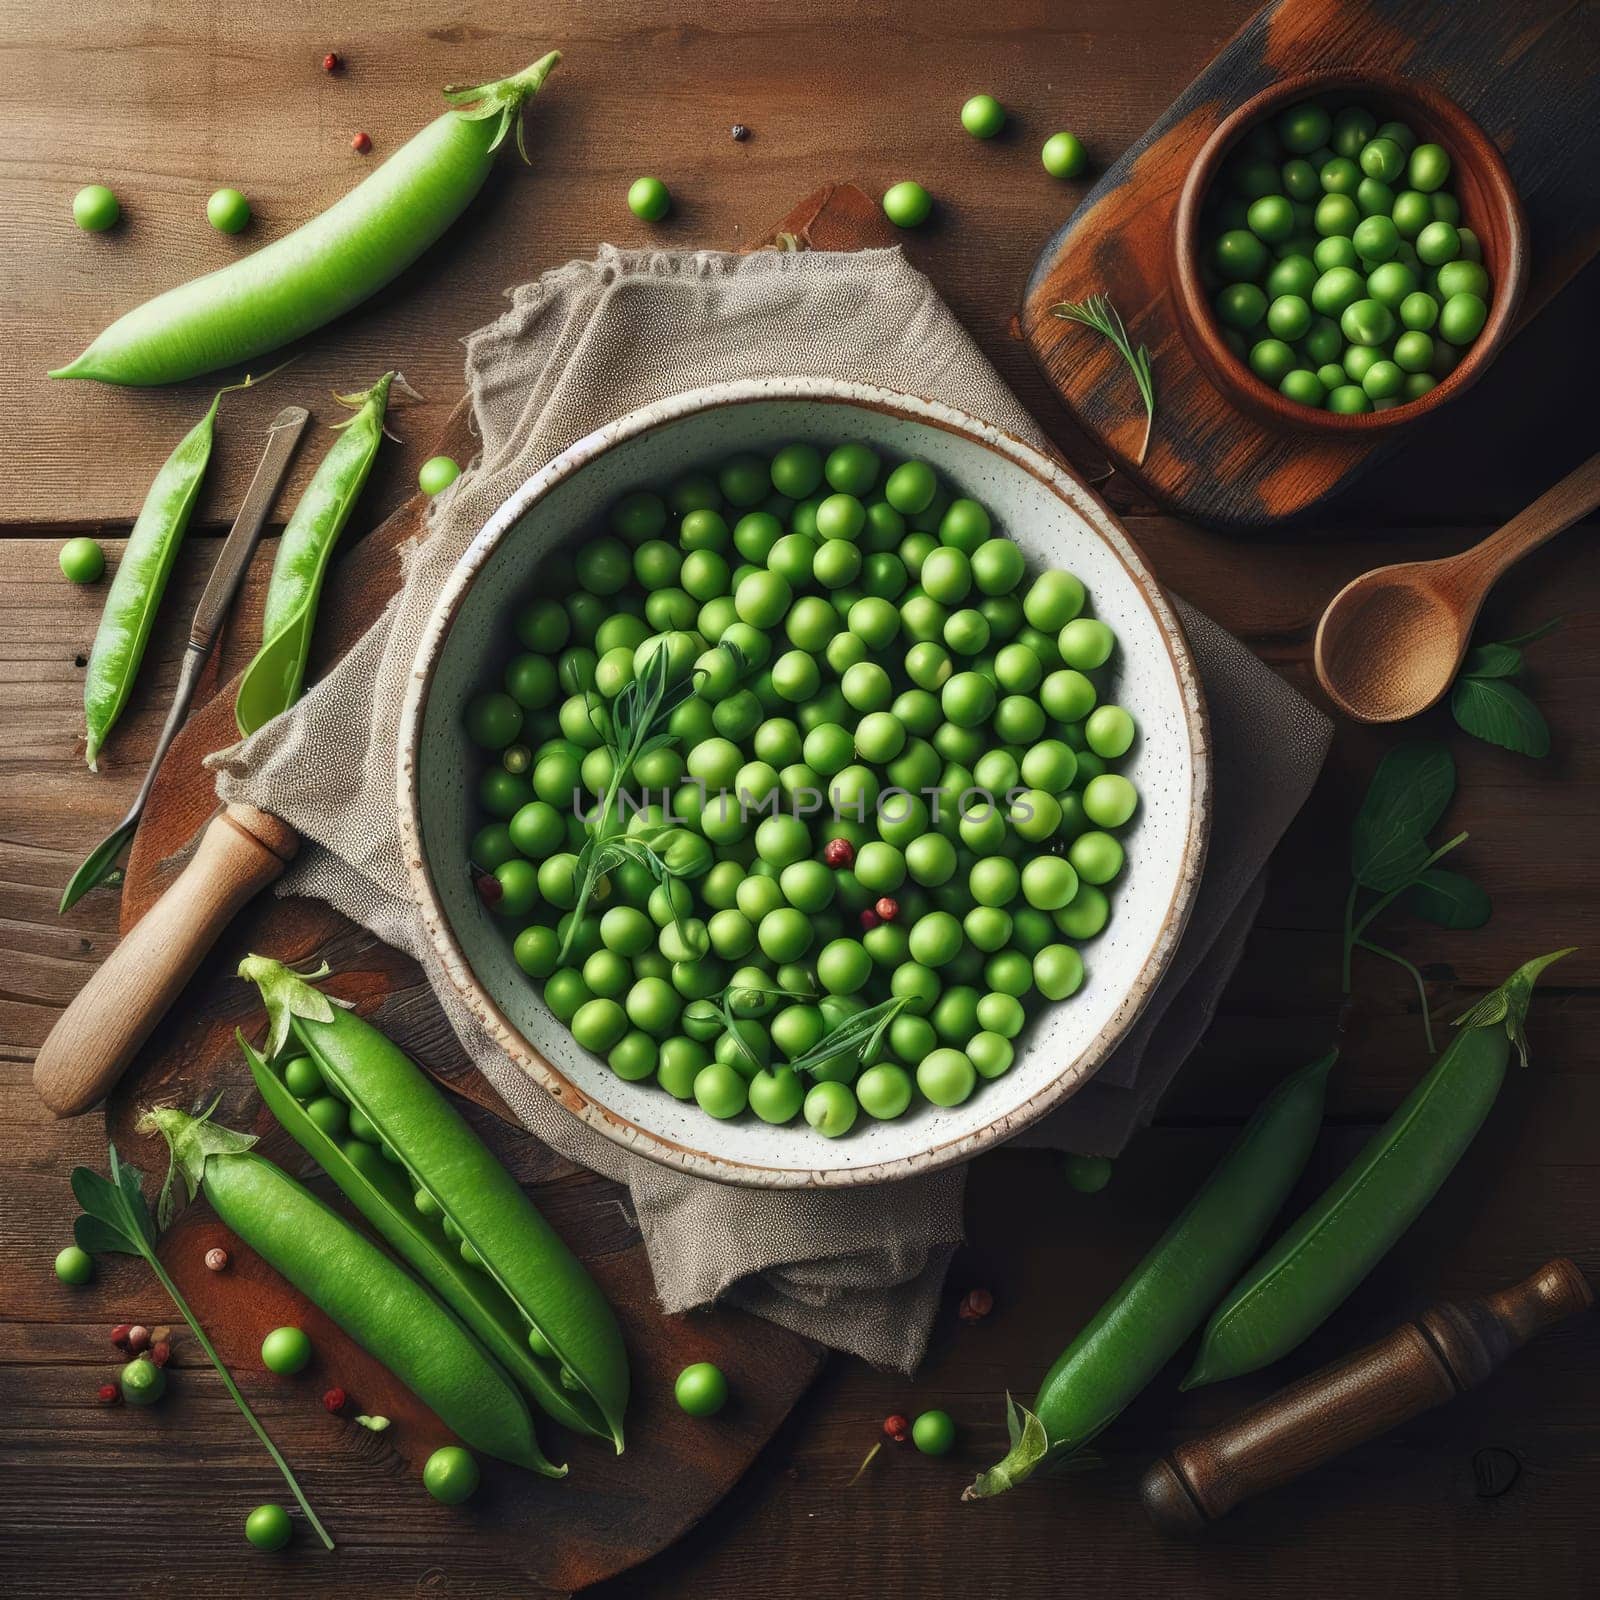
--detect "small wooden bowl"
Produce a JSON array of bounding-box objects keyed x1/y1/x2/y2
[{"x1": 1172, "y1": 70, "x2": 1529, "y2": 435}]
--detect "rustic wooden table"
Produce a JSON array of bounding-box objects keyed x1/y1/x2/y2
[{"x1": 4, "y1": 3, "x2": 1597, "y2": 1596}]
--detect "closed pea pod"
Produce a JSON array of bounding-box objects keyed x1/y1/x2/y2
[
  {"x1": 240, "y1": 956, "x2": 628, "y2": 1450},
  {"x1": 143, "y1": 1104, "x2": 559, "y2": 1475},
  {"x1": 82, "y1": 376, "x2": 262, "y2": 768},
  {"x1": 235, "y1": 373, "x2": 393, "y2": 735},
  {"x1": 52, "y1": 55, "x2": 560, "y2": 385},
  {"x1": 963, "y1": 1052, "x2": 1334, "y2": 1498},
  {"x1": 1185, "y1": 951, "x2": 1570, "y2": 1389}
]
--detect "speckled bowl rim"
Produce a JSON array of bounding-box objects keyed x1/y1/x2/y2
[{"x1": 397, "y1": 378, "x2": 1212, "y2": 1188}]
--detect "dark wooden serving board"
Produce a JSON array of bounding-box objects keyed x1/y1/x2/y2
[
  {"x1": 1021, "y1": 0, "x2": 1600, "y2": 530},
  {"x1": 103, "y1": 186, "x2": 896, "y2": 1596}
]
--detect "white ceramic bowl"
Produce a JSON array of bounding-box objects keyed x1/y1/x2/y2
[{"x1": 399, "y1": 379, "x2": 1209, "y2": 1187}]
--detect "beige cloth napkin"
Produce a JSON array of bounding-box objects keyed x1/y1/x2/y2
[{"x1": 212, "y1": 247, "x2": 1330, "y2": 1371}]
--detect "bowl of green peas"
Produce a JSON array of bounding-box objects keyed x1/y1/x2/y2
[
  {"x1": 1174, "y1": 71, "x2": 1527, "y2": 428},
  {"x1": 398, "y1": 379, "x2": 1209, "y2": 1186}
]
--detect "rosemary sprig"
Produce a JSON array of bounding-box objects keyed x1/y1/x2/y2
[{"x1": 1049, "y1": 294, "x2": 1156, "y2": 466}]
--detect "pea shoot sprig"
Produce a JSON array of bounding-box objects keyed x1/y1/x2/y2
[
  {"x1": 1450, "y1": 616, "x2": 1562, "y2": 758},
  {"x1": 711, "y1": 980, "x2": 906, "y2": 1079},
  {"x1": 1049, "y1": 294, "x2": 1157, "y2": 465},
  {"x1": 71, "y1": 1142, "x2": 335, "y2": 1551},
  {"x1": 558, "y1": 638, "x2": 744, "y2": 963},
  {"x1": 1343, "y1": 742, "x2": 1491, "y2": 1053}
]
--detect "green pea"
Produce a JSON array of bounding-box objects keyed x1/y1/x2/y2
[
  {"x1": 1340, "y1": 297, "x2": 1394, "y2": 348},
  {"x1": 244, "y1": 1504, "x2": 293, "y2": 1551},
  {"x1": 1246, "y1": 195, "x2": 1294, "y2": 244},
  {"x1": 58, "y1": 535, "x2": 106, "y2": 584},
  {"x1": 693, "y1": 1062, "x2": 748, "y2": 1119},
  {"x1": 1034, "y1": 943, "x2": 1086, "y2": 1000},
  {"x1": 1058, "y1": 618, "x2": 1114, "y2": 670},
  {"x1": 1318, "y1": 157, "x2": 1359, "y2": 196},
  {"x1": 73, "y1": 183, "x2": 121, "y2": 232},
  {"x1": 1279, "y1": 369, "x2": 1326, "y2": 407},
  {"x1": 1313, "y1": 194, "x2": 1359, "y2": 238},
  {"x1": 1214, "y1": 228, "x2": 1268, "y2": 281},
  {"x1": 747, "y1": 1066, "x2": 806, "y2": 1124},
  {"x1": 1436, "y1": 260, "x2": 1489, "y2": 301},
  {"x1": 917, "y1": 1048, "x2": 976, "y2": 1107},
  {"x1": 261, "y1": 1325, "x2": 312, "y2": 1374},
  {"x1": 675, "y1": 1361, "x2": 730, "y2": 1415},
  {"x1": 1264, "y1": 294, "x2": 1310, "y2": 340},
  {"x1": 1313, "y1": 234, "x2": 1358, "y2": 271},
  {"x1": 1439, "y1": 291, "x2": 1487, "y2": 346},
  {"x1": 1068, "y1": 830, "x2": 1123, "y2": 886},
  {"x1": 423, "y1": 1445, "x2": 481, "y2": 1504},
  {"x1": 1407, "y1": 142, "x2": 1451, "y2": 192},
  {"x1": 1063, "y1": 1153, "x2": 1114, "y2": 1192},
  {"x1": 1041, "y1": 131, "x2": 1088, "y2": 178},
  {"x1": 1416, "y1": 220, "x2": 1460, "y2": 266},
  {"x1": 804, "y1": 1079, "x2": 859, "y2": 1136},
  {"x1": 304, "y1": 1095, "x2": 348, "y2": 1140},
  {"x1": 628, "y1": 176, "x2": 671, "y2": 220},
  {"x1": 856, "y1": 1062, "x2": 913, "y2": 1119},
  {"x1": 55, "y1": 1244, "x2": 94, "y2": 1284},
  {"x1": 882, "y1": 181, "x2": 934, "y2": 227},
  {"x1": 1277, "y1": 101, "x2": 1331, "y2": 155}
]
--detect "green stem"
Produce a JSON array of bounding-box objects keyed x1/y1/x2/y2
[
  {"x1": 1353, "y1": 938, "x2": 1436, "y2": 1054},
  {"x1": 142, "y1": 1248, "x2": 335, "y2": 1549},
  {"x1": 1348, "y1": 832, "x2": 1468, "y2": 949}
]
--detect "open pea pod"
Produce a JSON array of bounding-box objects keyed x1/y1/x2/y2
[{"x1": 240, "y1": 957, "x2": 628, "y2": 1450}]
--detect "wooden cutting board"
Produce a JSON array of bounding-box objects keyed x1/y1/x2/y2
[
  {"x1": 106, "y1": 185, "x2": 897, "y2": 1596},
  {"x1": 1021, "y1": 0, "x2": 1600, "y2": 529}
]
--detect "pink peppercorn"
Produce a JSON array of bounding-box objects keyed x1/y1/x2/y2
[{"x1": 824, "y1": 838, "x2": 854, "y2": 868}]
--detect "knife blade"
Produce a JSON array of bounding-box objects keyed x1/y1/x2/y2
[{"x1": 58, "y1": 403, "x2": 310, "y2": 911}]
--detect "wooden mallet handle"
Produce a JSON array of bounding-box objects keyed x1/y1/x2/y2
[
  {"x1": 34, "y1": 803, "x2": 299, "y2": 1117},
  {"x1": 1142, "y1": 1258, "x2": 1594, "y2": 1533}
]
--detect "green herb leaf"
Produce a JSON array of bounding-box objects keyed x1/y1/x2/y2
[
  {"x1": 238, "y1": 955, "x2": 353, "y2": 1058},
  {"x1": 1497, "y1": 616, "x2": 1564, "y2": 649},
  {"x1": 784, "y1": 996, "x2": 906, "y2": 1077},
  {"x1": 1049, "y1": 295, "x2": 1157, "y2": 466},
  {"x1": 962, "y1": 1400, "x2": 1050, "y2": 1500},
  {"x1": 1451, "y1": 677, "x2": 1551, "y2": 757},
  {"x1": 1453, "y1": 947, "x2": 1574, "y2": 1069},
  {"x1": 71, "y1": 1140, "x2": 335, "y2": 1549},
  {"x1": 1460, "y1": 642, "x2": 1523, "y2": 679},
  {"x1": 1405, "y1": 867, "x2": 1492, "y2": 930},
  {"x1": 1350, "y1": 743, "x2": 1456, "y2": 891}
]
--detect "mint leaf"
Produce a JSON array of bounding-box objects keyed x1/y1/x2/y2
[
  {"x1": 1406, "y1": 868, "x2": 1491, "y2": 930},
  {"x1": 1350, "y1": 743, "x2": 1455, "y2": 891},
  {"x1": 1451, "y1": 677, "x2": 1550, "y2": 757},
  {"x1": 1460, "y1": 642, "x2": 1523, "y2": 679}
]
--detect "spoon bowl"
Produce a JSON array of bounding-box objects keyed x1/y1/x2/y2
[{"x1": 1314, "y1": 453, "x2": 1600, "y2": 724}]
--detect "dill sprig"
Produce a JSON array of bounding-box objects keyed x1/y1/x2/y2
[{"x1": 1049, "y1": 294, "x2": 1157, "y2": 466}]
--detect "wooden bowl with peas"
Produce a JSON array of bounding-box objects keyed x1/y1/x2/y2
[{"x1": 1172, "y1": 70, "x2": 1528, "y2": 433}]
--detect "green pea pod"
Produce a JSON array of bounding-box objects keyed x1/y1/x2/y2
[
  {"x1": 51, "y1": 55, "x2": 559, "y2": 386},
  {"x1": 82, "y1": 380, "x2": 250, "y2": 769},
  {"x1": 143, "y1": 1105, "x2": 562, "y2": 1476},
  {"x1": 964, "y1": 1050, "x2": 1335, "y2": 1500},
  {"x1": 234, "y1": 373, "x2": 392, "y2": 736},
  {"x1": 1185, "y1": 949, "x2": 1573, "y2": 1389},
  {"x1": 240, "y1": 956, "x2": 629, "y2": 1452}
]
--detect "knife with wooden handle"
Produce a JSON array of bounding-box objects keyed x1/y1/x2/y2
[
  {"x1": 36, "y1": 406, "x2": 309, "y2": 1118},
  {"x1": 1140, "y1": 1258, "x2": 1593, "y2": 1533}
]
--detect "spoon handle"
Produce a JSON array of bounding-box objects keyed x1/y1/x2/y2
[{"x1": 1459, "y1": 451, "x2": 1600, "y2": 589}]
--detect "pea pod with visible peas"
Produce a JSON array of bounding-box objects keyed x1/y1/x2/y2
[
  {"x1": 82, "y1": 376, "x2": 260, "y2": 769},
  {"x1": 239, "y1": 955, "x2": 629, "y2": 1451},
  {"x1": 1185, "y1": 949, "x2": 1571, "y2": 1388},
  {"x1": 51, "y1": 54, "x2": 560, "y2": 385},
  {"x1": 963, "y1": 1051, "x2": 1334, "y2": 1499},
  {"x1": 234, "y1": 373, "x2": 393, "y2": 736},
  {"x1": 142, "y1": 1103, "x2": 562, "y2": 1476}
]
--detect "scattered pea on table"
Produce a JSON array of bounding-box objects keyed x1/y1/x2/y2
[
  {"x1": 628, "y1": 176, "x2": 671, "y2": 222},
  {"x1": 1041, "y1": 132, "x2": 1088, "y2": 179},
  {"x1": 960, "y1": 94, "x2": 1006, "y2": 140},
  {"x1": 261, "y1": 1325, "x2": 313, "y2": 1375},
  {"x1": 245, "y1": 1504, "x2": 294, "y2": 1551},
  {"x1": 912, "y1": 1408, "x2": 956, "y2": 1455},
  {"x1": 72, "y1": 183, "x2": 120, "y2": 232},
  {"x1": 675, "y1": 1361, "x2": 729, "y2": 1416},
  {"x1": 206, "y1": 187, "x2": 252, "y2": 234},
  {"x1": 422, "y1": 1445, "x2": 481, "y2": 1504},
  {"x1": 57, "y1": 536, "x2": 105, "y2": 585},
  {"x1": 882, "y1": 181, "x2": 934, "y2": 228},
  {"x1": 54, "y1": 1244, "x2": 94, "y2": 1283}
]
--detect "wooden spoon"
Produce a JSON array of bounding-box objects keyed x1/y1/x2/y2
[{"x1": 1314, "y1": 452, "x2": 1600, "y2": 723}]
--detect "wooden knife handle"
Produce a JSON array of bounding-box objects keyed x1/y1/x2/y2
[
  {"x1": 1142, "y1": 1259, "x2": 1593, "y2": 1533},
  {"x1": 35, "y1": 803, "x2": 299, "y2": 1117}
]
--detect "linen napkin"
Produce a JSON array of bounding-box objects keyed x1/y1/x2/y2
[{"x1": 211, "y1": 246, "x2": 1330, "y2": 1371}]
